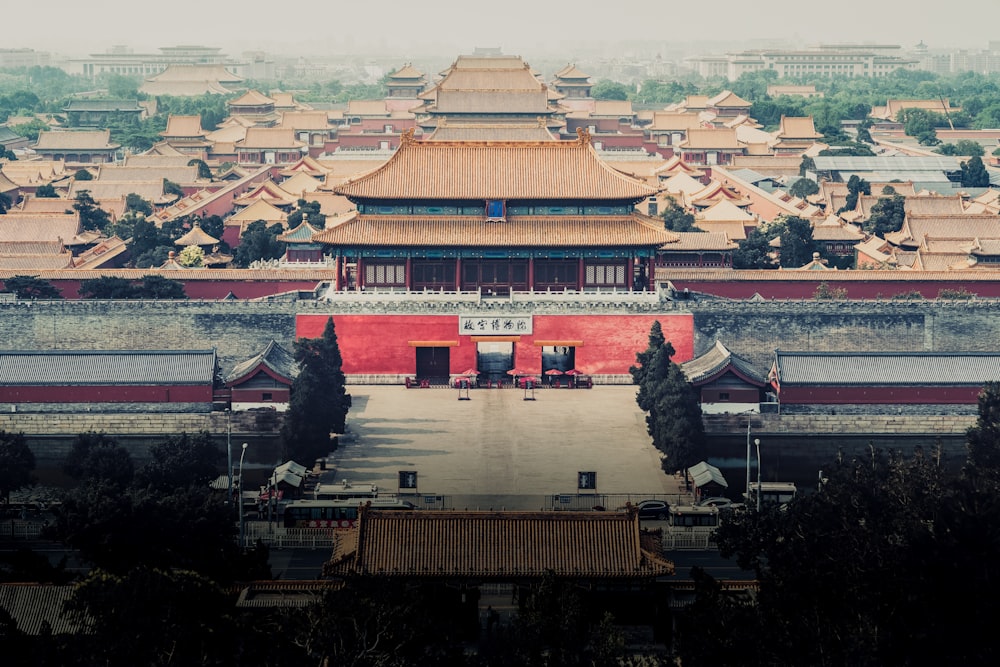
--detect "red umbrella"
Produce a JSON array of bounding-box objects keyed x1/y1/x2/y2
[
  {"x1": 460, "y1": 368, "x2": 479, "y2": 376},
  {"x1": 564, "y1": 369, "x2": 584, "y2": 376},
  {"x1": 506, "y1": 368, "x2": 526, "y2": 376},
  {"x1": 544, "y1": 369, "x2": 565, "y2": 376}
]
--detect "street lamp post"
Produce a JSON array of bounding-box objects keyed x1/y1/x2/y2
[
  {"x1": 754, "y1": 438, "x2": 762, "y2": 511},
  {"x1": 745, "y1": 413, "x2": 752, "y2": 506},
  {"x1": 225, "y1": 408, "x2": 233, "y2": 509},
  {"x1": 238, "y1": 442, "x2": 248, "y2": 548}
]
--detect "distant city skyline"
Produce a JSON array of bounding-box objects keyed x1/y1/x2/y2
[{"x1": 6, "y1": 0, "x2": 1000, "y2": 60}]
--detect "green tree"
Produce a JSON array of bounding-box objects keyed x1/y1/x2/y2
[
  {"x1": 838, "y1": 174, "x2": 871, "y2": 213},
  {"x1": 287, "y1": 199, "x2": 327, "y2": 230},
  {"x1": 177, "y1": 244, "x2": 204, "y2": 267},
  {"x1": 162, "y1": 178, "x2": 183, "y2": 197},
  {"x1": 10, "y1": 118, "x2": 48, "y2": 142},
  {"x1": 965, "y1": 382, "x2": 1000, "y2": 475},
  {"x1": 630, "y1": 322, "x2": 705, "y2": 478},
  {"x1": 777, "y1": 215, "x2": 816, "y2": 268},
  {"x1": 73, "y1": 168, "x2": 92, "y2": 181},
  {"x1": 591, "y1": 79, "x2": 630, "y2": 101},
  {"x1": 63, "y1": 432, "x2": 134, "y2": 490},
  {"x1": 34, "y1": 183, "x2": 57, "y2": 198},
  {"x1": 234, "y1": 220, "x2": 285, "y2": 267},
  {"x1": 136, "y1": 431, "x2": 219, "y2": 493},
  {"x1": 866, "y1": 194, "x2": 907, "y2": 237},
  {"x1": 64, "y1": 566, "x2": 235, "y2": 667},
  {"x1": 2, "y1": 275, "x2": 62, "y2": 299},
  {"x1": 136, "y1": 274, "x2": 187, "y2": 299},
  {"x1": 732, "y1": 227, "x2": 774, "y2": 269},
  {"x1": 72, "y1": 190, "x2": 110, "y2": 232},
  {"x1": 0, "y1": 192, "x2": 9, "y2": 214},
  {"x1": 0, "y1": 431, "x2": 35, "y2": 504},
  {"x1": 187, "y1": 158, "x2": 213, "y2": 180},
  {"x1": 898, "y1": 107, "x2": 944, "y2": 145},
  {"x1": 660, "y1": 196, "x2": 698, "y2": 232},
  {"x1": 78, "y1": 276, "x2": 137, "y2": 299},
  {"x1": 124, "y1": 192, "x2": 153, "y2": 215},
  {"x1": 788, "y1": 177, "x2": 819, "y2": 199},
  {"x1": 961, "y1": 155, "x2": 990, "y2": 187},
  {"x1": 282, "y1": 317, "x2": 352, "y2": 463},
  {"x1": 938, "y1": 139, "x2": 984, "y2": 157}
]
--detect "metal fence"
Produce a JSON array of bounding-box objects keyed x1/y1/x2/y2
[{"x1": 0, "y1": 520, "x2": 47, "y2": 539}]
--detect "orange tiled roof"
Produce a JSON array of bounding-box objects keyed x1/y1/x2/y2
[
  {"x1": 328, "y1": 508, "x2": 674, "y2": 579},
  {"x1": 230, "y1": 90, "x2": 275, "y2": 107},
  {"x1": 34, "y1": 130, "x2": 119, "y2": 151},
  {"x1": 310, "y1": 213, "x2": 676, "y2": 248},
  {"x1": 776, "y1": 116, "x2": 823, "y2": 140},
  {"x1": 334, "y1": 133, "x2": 656, "y2": 201},
  {"x1": 162, "y1": 115, "x2": 207, "y2": 138},
  {"x1": 0, "y1": 213, "x2": 80, "y2": 243},
  {"x1": 237, "y1": 128, "x2": 306, "y2": 150},
  {"x1": 707, "y1": 91, "x2": 752, "y2": 108},
  {"x1": 678, "y1": 128, "x2": 742, "y2": 150}
]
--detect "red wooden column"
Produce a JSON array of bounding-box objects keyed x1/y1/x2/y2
[
  {"x1": 626, "y1": 256, "x2": 634, "y2": 290},
  {"x1": 405, "y1": 257, "x2": 412, "y2": 290},
  {"x1": 528, "y1": 257, "x2": 535, "y2": 290},
  {"x1": 357, "y1": 257, "x2": 365, "y2": 289},
  {"x1": 578, "y1": 257, "x2": 584, "y2": 290},
  {"x1": 455, "y1": 257, "x2": 461, "y2": 291},
  {"x1": 334, "y1": 254, "x2": 342, "y2": 290}
]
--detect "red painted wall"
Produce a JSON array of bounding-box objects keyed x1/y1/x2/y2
[
  {"x1": 779, "y1": 385, "x2": 985, "y2": 405},
  {"x1": 231, "y1": 388, "x2": 289, "y2": 402},
  {"x1": 296, "y1": 313, "x2": 694, "y2": 376},
  {"x1": 0, "y1": 384, "x2": 212, "y2": 403},
  {"x1": 665, "y1": 277, "x2": 1000, "y2": 300},
  {"x1": 0, "y1": 279, "x2": 324, "y2": 300}
]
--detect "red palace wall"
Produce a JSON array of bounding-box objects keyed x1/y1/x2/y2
[
  {"x1": 665, "y1": 277, "x2": 1000, "y2": 300},
  {"x1": 779, "y1": 385, "x2": 985, "y2": 405},
  {"x1": 296, "y1": 314, "x2": 695, "y2": 376},
  {"x1": 0, "y1": 385, "x2": 212, "y2": 403}
]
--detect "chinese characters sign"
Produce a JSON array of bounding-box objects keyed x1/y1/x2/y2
[{"x1": 459, "y1": 316, "x2": 532, "y2": 335}]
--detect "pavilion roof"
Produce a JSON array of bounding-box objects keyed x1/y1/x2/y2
[
  {"x1": 34, "y1": 130, "x2": 119, "y2": 151},
  {"x1": 773, "y1": 351, "x2": 1000, "y2": 386},
  {"x1": 230, "y1": 90, "x2": 275, "y2": 107},
  {"x1": 325, "y1": 508, "x2": 674, "y2": 579},
  {"x1": 175, "y1": 225, "x2": 219, "y2": 246},
  {"x1": 334, "y1": 132, "x2": 656, "y2": 202},
  {"x1": 0, "y1": 350, "x2": 216, "y2": 386},
  {"x1": 310, "y1": 213, "x2": 676, "y2": 248},
  {"x1": 225, "y1": 339, "x2": 297, "y2": 385},
  {"x1": 162, "y1": 115, "x2": 207, "y2": 138}
]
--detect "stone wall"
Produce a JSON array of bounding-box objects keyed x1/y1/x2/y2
[
  {"x1": 703, "y1": 412, "x2": 976, "y2": 436},
  {"x1": 3, "y1": 295, "x2": 999, "y2": 397}
]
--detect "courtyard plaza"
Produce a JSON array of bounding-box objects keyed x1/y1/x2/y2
[{"x1": 317, "y1": 385, "x2": 692, "y2": 511}]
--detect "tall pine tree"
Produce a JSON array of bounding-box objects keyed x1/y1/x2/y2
[
  {"x1": 282, "y1": 317, "x2": 352, "y2": 462},
  {"x1": 631, "y1": 322, "x2": 706, "y2": 479}
]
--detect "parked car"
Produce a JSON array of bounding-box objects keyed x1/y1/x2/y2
[
  {"x1": 697, "y1": 497, "x2": 734, "y2": 508},
  {"x1": 636, "y1": 499, "x2": 670, "y2": 520}
]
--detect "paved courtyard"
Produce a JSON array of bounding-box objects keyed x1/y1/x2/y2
[{"x1": 321, "y1": 385, "x2": 689, "y2": 510}]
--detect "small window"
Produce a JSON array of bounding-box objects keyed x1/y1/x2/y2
[
  {"x1": 718, "y1": 392, "x2": 730, "y2": 401},
  {"x1": 486, "y1": 199, "x2": 506, "y2": 220},
  {"x1": 262, "y1": 392, "x2": 273, "y2": 401}
]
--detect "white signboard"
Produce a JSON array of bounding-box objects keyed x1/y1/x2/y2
[{"x1": 459, "y1": 315, "x2": 532, "y2": 335}]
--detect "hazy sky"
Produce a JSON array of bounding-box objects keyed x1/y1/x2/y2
[{"x1": 7, "y1": 0, "x2": 1000, "y2": 59}]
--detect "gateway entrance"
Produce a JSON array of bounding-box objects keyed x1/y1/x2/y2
[
  {"x1": 476, "y1": 341, "x2": 514, "y2": 384},
  {"x1": 415, "y1": 347, "x2": 450, "y2": 382}
]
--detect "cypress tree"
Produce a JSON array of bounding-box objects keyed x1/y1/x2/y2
[
  {"x1": 282, "y1": 317, "x2": 352, "y2": 462},
  {"x1": 631, "y1": 322, "x2": 706, "y2": 480}
]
